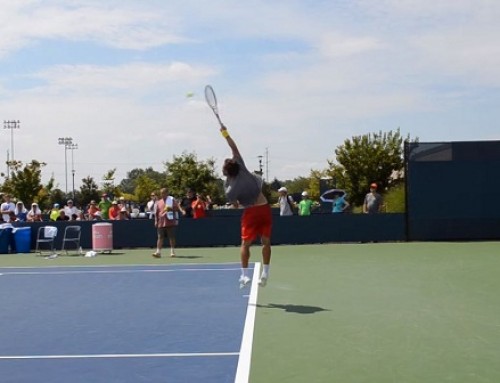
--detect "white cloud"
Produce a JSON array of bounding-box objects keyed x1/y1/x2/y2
[
  {"x1": 29, "y1": 62, "x2": 216, "y2": 95},
  {"x1": 1, "y1": 0, "x2": 500, "y2": 190},
  {"x1": 0, "y1": 1, "x2": 188, "y2": 57},
  {"x1": 317, "y1": 34, "x2": 385, "y2": 58}
]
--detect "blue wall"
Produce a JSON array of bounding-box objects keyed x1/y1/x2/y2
[{"x1": 2, "y1": 210, "x2": 406, "y2": 253}]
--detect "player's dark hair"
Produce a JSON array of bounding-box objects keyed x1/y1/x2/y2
[{"x1": 223, "y1": 159, "x2": 240, "y2": 177}]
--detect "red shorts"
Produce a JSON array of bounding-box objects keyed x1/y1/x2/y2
[{"x1": 241, "y1": 204, "x2": 272, "y2": 242}]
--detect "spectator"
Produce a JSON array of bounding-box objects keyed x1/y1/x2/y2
[
  {"x1": 191, "y1": 193, "x2": 207, "y2": 219},
  {"x1": 130, "y1": 203, "x2": 141, "y2": 218},
  {"x1": 56, "y1": 209, "x2": 69, "y2": 221},
  {"x1": 146, "y1": 192, "x2": 157, "y2": 219},
  {"x1": 1, "y1": 194, "x2": 16, "y2": 222},
  {"x1": 298, "y1": 191, "x2": 314, "y2": 216},
  {"x1": 321, "y1": 192, "x2": 350, "y2": 213},
  {"x1": 15, "y1": 201, "x2": 28, "y2": 222},
  {"x1": 277, "y1": 187, "x2": 295, "y2": 216},
  {"x1": 86, "y1": 200, "x2": 100, "y2": 220},
  {"x1": 179, "y1": 188, "x2": 196, "y2": 218},
  {"x1": 205, "y1": 195, "x2": 214, "y2": 210},
  {"x1": 98, "y1": 193, "x2": 112, "y2": 219},
  {"x1": 108, "y1": 201, "x2": 120, "y2": 220},
  {"x1": 64, "y1": 200, "x2": 80, "y2": 220},
  {"x1": 116, "y1": 207, "x2": 130, "y2": 220},
  {"x1": 27, "y1": 203, "x2": 43, "y2": 222},
  {"x1": 363, "y1": 183, "x2": 383, "y2": 214},
  {"x1": 8, "y1": 211, "x2": 18, "y2": 222},
  {"x1": 49, "y1": 203, "x2": 60, "y2": 221},
  {"x1": 118, "y1": 196, "x2": 130, "y2": 214}
]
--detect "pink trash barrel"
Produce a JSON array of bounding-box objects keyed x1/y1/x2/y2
[{"x1": 92, "y1": 223, "x2": 113, "y2": 252}]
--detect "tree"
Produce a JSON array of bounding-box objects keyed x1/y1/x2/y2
[
  {"x1": 79, "y1": 176, "x2": 100, "y2": 206},
  {"x1": 134, "y1": 175, "x2": 161, "y2": 206},
  {"x1": 119, "y1": 167, "x2": 165, "y2": 194},
  {"x1": 0, "y1": 160, "x2": 48, "y2": 208},
  {"x1": 101, "y1": 169, "x2": 120, "y2": 198},
  {"x1": 328, "y1": 129, "x2": 406, "y2": 206},
  {"x1": 164, "y1": 152, "x2": 224, "y2": 203}
]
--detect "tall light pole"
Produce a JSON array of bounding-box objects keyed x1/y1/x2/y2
[
  {"x1": 58, "y1": 137, "x2": 73, "y2": 195},
  {"x1": 3, "y1": 120, "x2": 20, "y2": 176},
  {"x1": 69, "y1": 143, "x2": 78, "y2": 199}
]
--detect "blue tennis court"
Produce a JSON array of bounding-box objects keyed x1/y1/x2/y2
[{"x1": 0, "y1": 263, "x2": 260, "y2": 383}]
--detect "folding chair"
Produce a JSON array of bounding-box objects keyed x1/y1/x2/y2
[
  {"x1": 35, "y1": 226, "x2": 58, "y2": 255},
  {"x1": 61, "y1": 225, "x2": 82, "y2": 255}
]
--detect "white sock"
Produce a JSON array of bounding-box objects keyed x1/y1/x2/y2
[
  {"x1": 156, "y1": 248, "x2": 161, "y2": 254},
  {"x1": 262, "y1": 264, "x2": 270, "y2": 276},
  {"x1": 241, "y1": 268, "x2": 249, "y2": 278}
]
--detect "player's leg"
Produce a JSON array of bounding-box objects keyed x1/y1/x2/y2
[
  {"x1": 239, "y1": 239, "x2": 252, "y2": 288},
  {"x1": 153, "y1": 228, "x2": 164, "y2": 258},
  {"x1": 259, "y1": 235, "x2": 271, "y2": 287},
  {"x1": 166, "y1": 226, "x2": 176, "y2": 257},
  {"x1": 258, "y1": 204, "x2": 272, "y2": 287}
]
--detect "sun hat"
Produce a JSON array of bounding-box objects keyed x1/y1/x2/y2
[
  {"x1": 278, "y1": 187, "x2": 287, "y2": 193},
  {"x1": 301, "y1": 191, "x2": 309, "y2": 196}
]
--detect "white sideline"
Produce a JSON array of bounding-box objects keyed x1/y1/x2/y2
[
  {"x1": 234, "y1": 262, "x2": 260, "y2": 383},
  {"x1": 0, "y1": 352, "x2": 238, "y2": 360}
]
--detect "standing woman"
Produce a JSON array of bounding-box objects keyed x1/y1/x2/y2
[
  {"x1": 191, "y1": 193, "x2": 208, "y2": 219},
  {"x1": 152, "y1": 187, "x2": 180, "y2": 258},
  {"x1": 220, "y1": 125, "x2": 272, "y2": 288}
]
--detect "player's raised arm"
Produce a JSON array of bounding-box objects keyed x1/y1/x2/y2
[{"x1": 220, "y1": 125, "x2": 241, "y2": 159}]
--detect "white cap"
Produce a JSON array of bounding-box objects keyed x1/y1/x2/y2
[
  {"x1": 278, "y1": 187, "x2": 287, "y2": 193},
  {"x1": 301, "y1": 191, "x2": 309, "y2": 196}
]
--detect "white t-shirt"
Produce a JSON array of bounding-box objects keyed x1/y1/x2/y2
[
  {"x1": 278, "y1": 195, "x2": 294, "y2": 216},
  {"x1": 64, "y1": 206, "x2": 80, "y2": 220},
  {"x1": 146, "y1": 199, "x2": 156, "y2": 219},
  {"x1": 1, "y1": 202, "x2": 16, "y2": 222}
]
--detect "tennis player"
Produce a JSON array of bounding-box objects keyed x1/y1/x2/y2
[{"x1": 220, "y1": 125, "x2": 272, "y2": 288}]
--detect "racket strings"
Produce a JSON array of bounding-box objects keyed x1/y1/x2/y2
[{"x1": 204, "y1": 86, "x2": 218, "y2": 111}]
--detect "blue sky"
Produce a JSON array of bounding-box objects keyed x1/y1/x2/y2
[{"x1": 1, "y1": 0, "x2": 499, "y2": 192}]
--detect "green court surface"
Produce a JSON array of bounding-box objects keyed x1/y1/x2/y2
[{"x1": 2, "y1": 241, "x2": 500, "y2": 382}]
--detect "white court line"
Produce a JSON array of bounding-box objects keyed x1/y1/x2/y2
[
  {"x1": 0, "y1": 352, "x2": 238, "y2": 360},
  {"x1": 234, "y1": 262, "x2": 260, "y2": 383},
  {"x1": 0, "y1": 261, "x2": 242, "y2": 270},
  {"x1": 0, "y1": 267, "x2": 244, "y2": 276}
]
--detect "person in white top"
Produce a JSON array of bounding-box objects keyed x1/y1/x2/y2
[
  {"x1": 1, "y1": 194, "x2": 16, "y2": 222},
  {"x1": 146, "y1": 192, "x2": 157, "y2": 219},
  {"x1": 27, "y1": 203, "x2": 43, "y2": 222},
  {"x1": 64, "y1": 199, "x2": 80, "y2": 220},
  {"x1": 277, "y1": 187, "x2": 295, "y2": 216}
]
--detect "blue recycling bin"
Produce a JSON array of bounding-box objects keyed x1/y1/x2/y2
[
  {"x1": 14, "y1": 227, "x2": 32, "y2": 253},
  {"x1": 0, "y1": 226, "x2": 13, "y2": 254}
]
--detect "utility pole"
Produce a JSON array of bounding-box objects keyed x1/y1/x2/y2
[
  {"x1": 265, "y1": 147, "x2": 269, "y2": 182},
  {"x1": 3, "y1": 120, "x2": 20, "y2": 176},
  {"x1": 58, "y1": 137, "x2": 73, "y2": 195},
  {"x1": 69, "y1": 143, "x2": 78, "y2": 199}
]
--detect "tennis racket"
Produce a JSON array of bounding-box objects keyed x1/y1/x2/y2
[{"x1": 204, "y1": 85, "x2": 224, "y2": 128}]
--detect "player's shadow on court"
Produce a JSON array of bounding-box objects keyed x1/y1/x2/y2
[{"x1": 257, "y1": 303, "x2": 329, "y2": 315}]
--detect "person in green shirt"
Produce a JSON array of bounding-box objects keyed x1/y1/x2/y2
[
  {"x1": 98, "y1": 193, "x2": 112, "y2": 220},
  {"x1": 49, "y1": 203, "x2": 60, "y2": 221},
  {"x1": 298, "y1": 191, "x2": 314, "y2": 216}
]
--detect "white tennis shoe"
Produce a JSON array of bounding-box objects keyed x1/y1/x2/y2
[
  {"x1": 258, "y1": 273, "x2": 268, "y2": 287},
  {"x1": 239, "y1": 276, "x2": 251, "y2": 289}
]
